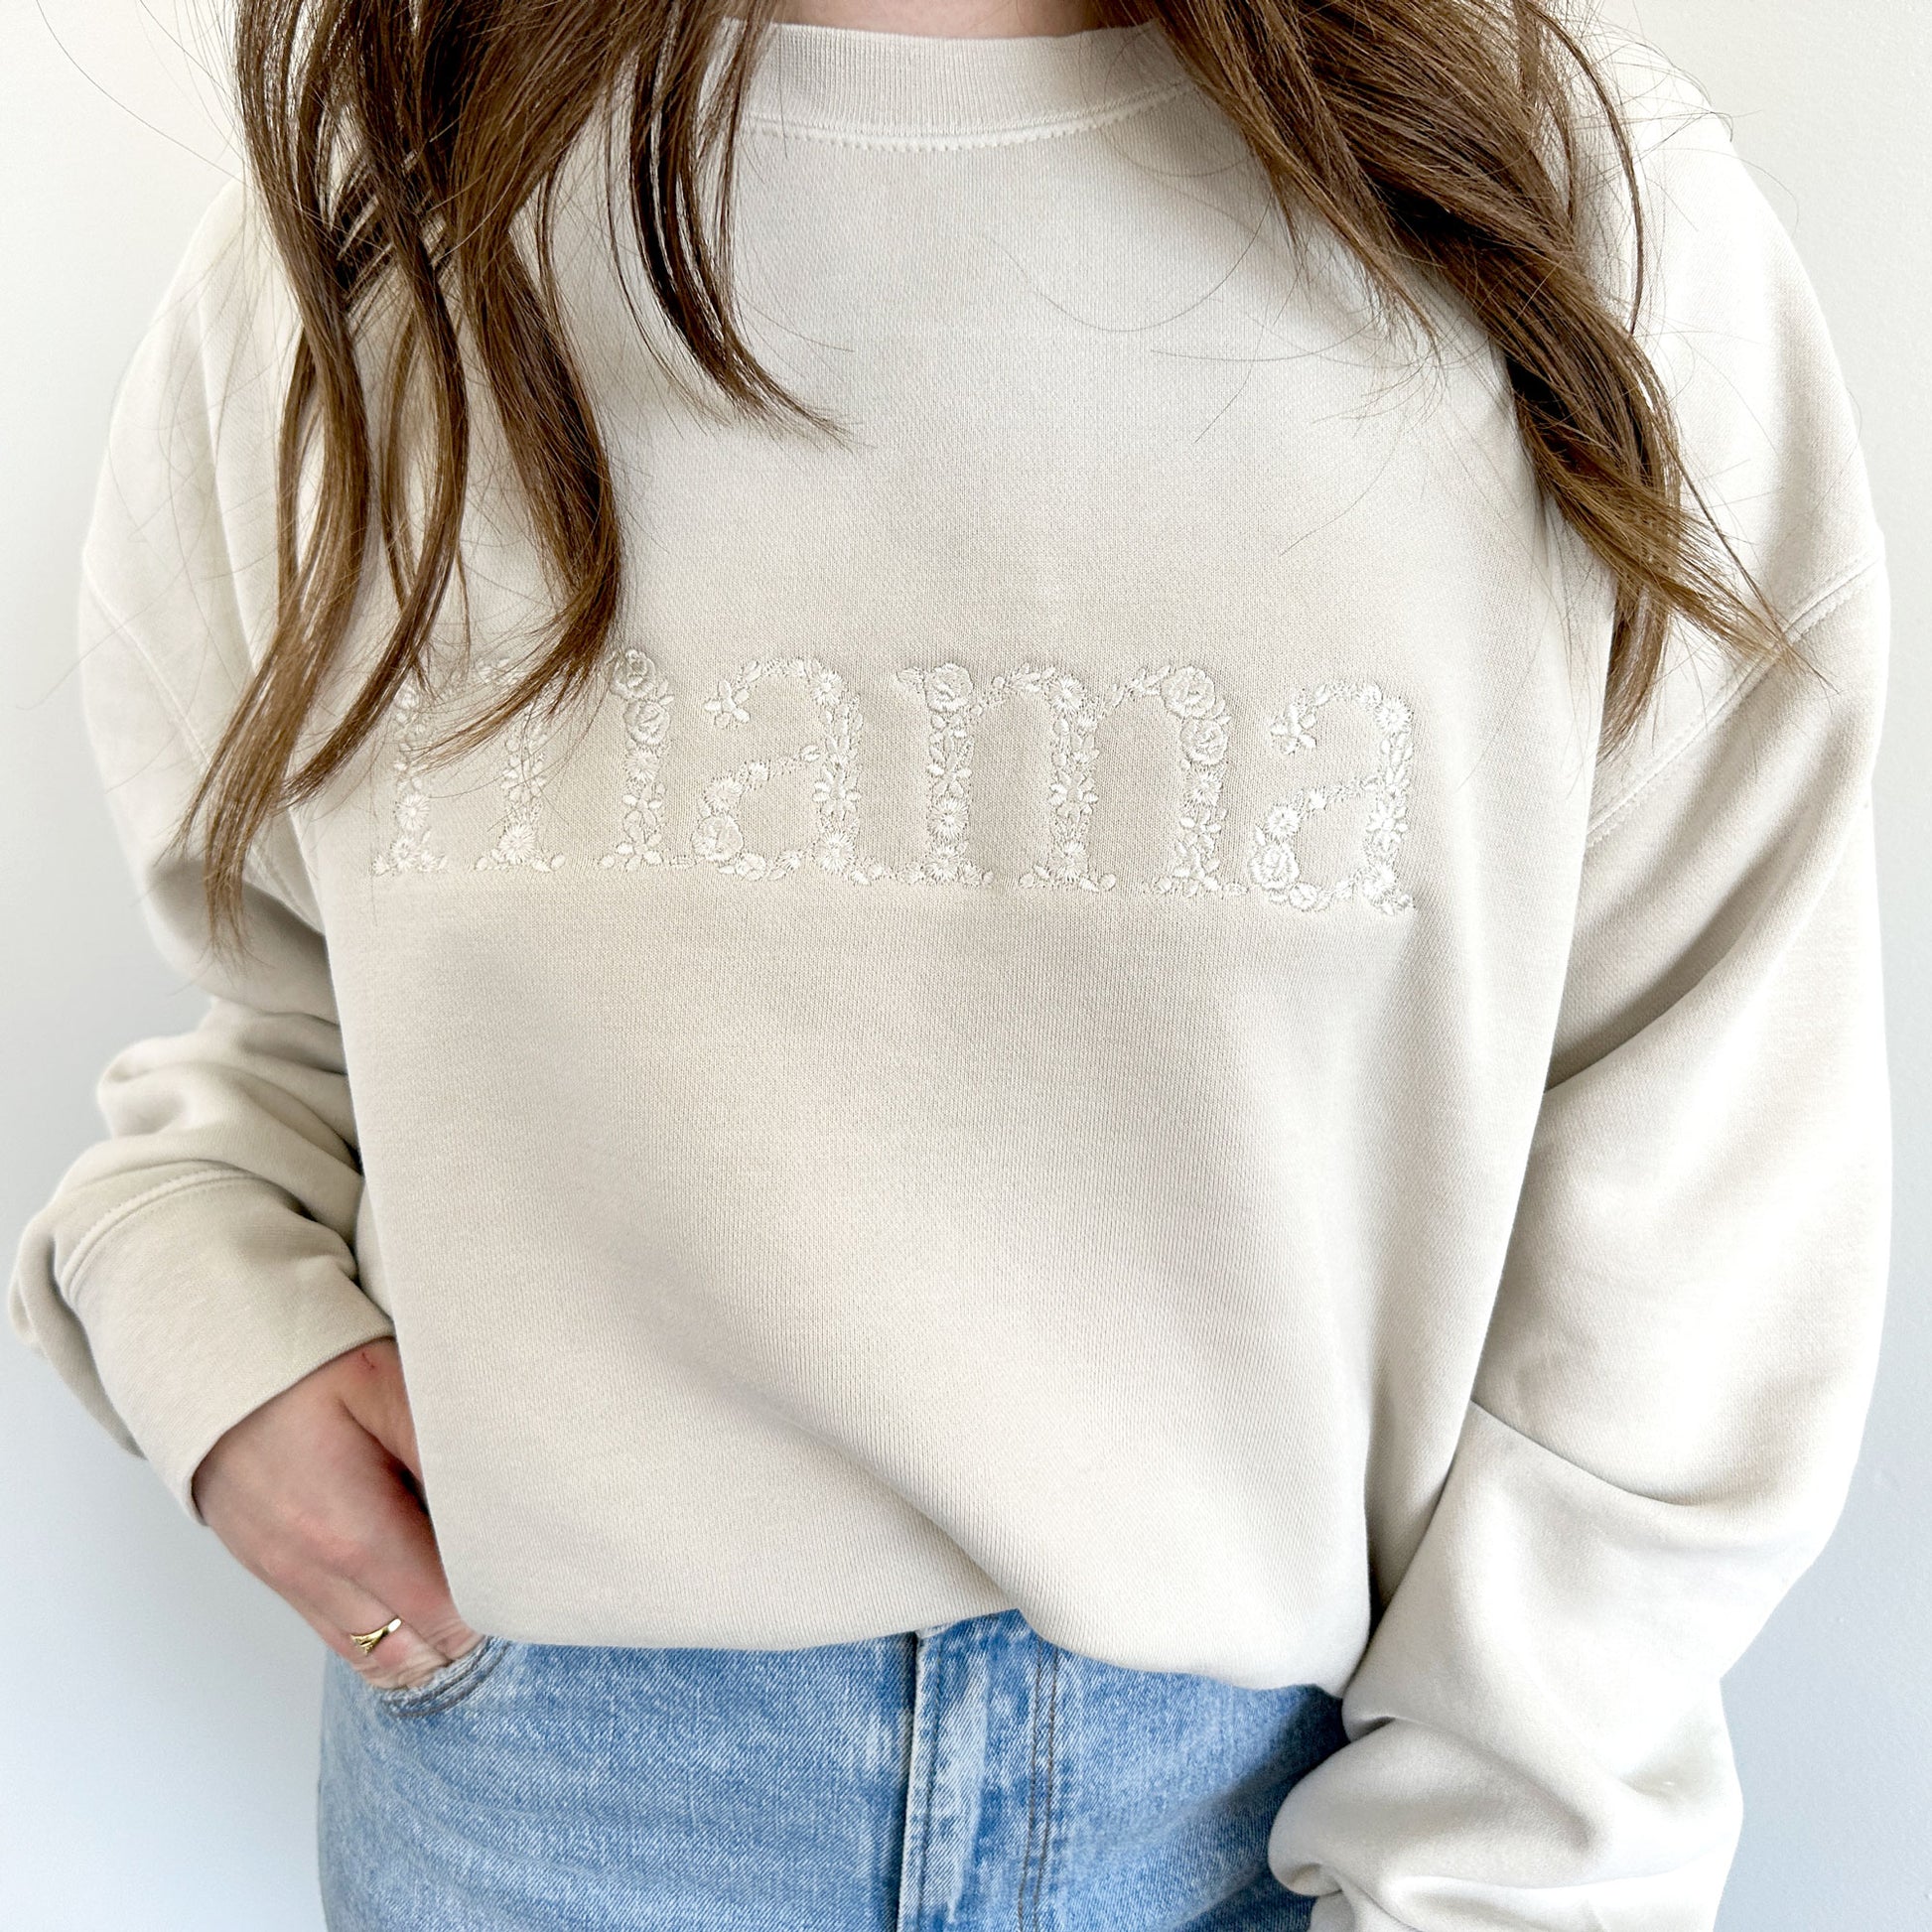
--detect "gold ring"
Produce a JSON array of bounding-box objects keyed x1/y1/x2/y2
[{"x1": 348, "y1": 1615, "x2": 403, "y2": 1656}]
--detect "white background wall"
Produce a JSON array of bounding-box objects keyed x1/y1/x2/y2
[{"x1": 2, "y1": 2, "x2": 1925, "y2": 1925}]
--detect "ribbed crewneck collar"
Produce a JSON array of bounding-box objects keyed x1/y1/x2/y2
[{"x1": 713, "y1": 17, "x2": 1191, "y2": 147}]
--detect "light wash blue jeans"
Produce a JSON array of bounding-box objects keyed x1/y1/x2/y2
[{"x1": 317, "y1": 1606, "x2": 1345, "y2": 1930}]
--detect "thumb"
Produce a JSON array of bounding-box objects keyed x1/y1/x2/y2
[{"x1": 333, "y1": 1341, "x2": 426, "y2": 1489}]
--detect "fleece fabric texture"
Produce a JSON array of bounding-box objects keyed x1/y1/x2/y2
[{"x1": 10, "y1": 19, "x2": 1891, "y2": 1930}]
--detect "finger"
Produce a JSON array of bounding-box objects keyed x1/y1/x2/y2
[
  {"x1": 344, "y1": 1483, "x2": 484, "y2": 1663},
  {"x1": 293, "y1": 1572, "x2": 453, "y2": 1693}
]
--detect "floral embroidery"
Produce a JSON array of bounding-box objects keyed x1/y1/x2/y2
[
  {"x1": 370, "y1": 674, "x2": 448, "y2": 876},
  {"x1": 474, "y1": 655, "x2": 567, "y2": 873},
  {"x1": 896, "y1": 662, "x2": 991, "y2": 887},
  {"x1": 703, "y1": 675, "x2": 752, "y2": 727},
  {"x1": 369, "y1": 648, "x2": 1421, "y2": 914},
  {"x1": 1016, "y1": 665, "x2": 1106, "y2": 891},
  {"x1": 897, "y1": 660, "x2": 1234, "y2": 895},
  {"x1": 596, "y1": 647, "x2": 675, "y2": 871},
  {"x1": 691, "y1": 655, "x2": 890, "y2": 884},
  {"x1": 897, "y1": 661, "x2": 1110, "y2": 889},
  {"x1": 1106, "y1": 663, "x2": 1232, "y2": 897},
  {"x1": 1249, "y1": 679, "x2": 1416, "y2": 913}
]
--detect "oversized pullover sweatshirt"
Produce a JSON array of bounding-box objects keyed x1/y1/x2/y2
[{"x1": 10, "y1": 18, "x2": 1892, "y2": 1930}]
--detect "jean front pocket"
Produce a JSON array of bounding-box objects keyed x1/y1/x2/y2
[{"x1": 364, "y1": 1633, "x2": 511, "y2": 1718}]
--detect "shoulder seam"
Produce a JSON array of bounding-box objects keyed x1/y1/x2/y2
[
  {"x1": 79, "y1": 569, "x2": 214, "y2": 765},
  {"x1": 77, "y1": 572, "x2": 314, "y2": 914},
  {"x1": 1583, "y1": 553, "x2": 1885, "y2": 851}
]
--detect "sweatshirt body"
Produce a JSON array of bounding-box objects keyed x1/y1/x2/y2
[
  {"x1": 14, "y1": 20, "x2": 1893, "y2": 1927},
  {"x1": 308, "y1": 31, "x2": 1596, "y2": 1674}
]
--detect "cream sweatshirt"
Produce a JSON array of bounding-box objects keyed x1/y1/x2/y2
[{"x1": 10, "y1": 18, "x2": 1892, "y2": 1930}]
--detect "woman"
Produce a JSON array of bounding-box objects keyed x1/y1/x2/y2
[{"x1": 10, "y1": 0, "x2": 1891, "y2": 1923}]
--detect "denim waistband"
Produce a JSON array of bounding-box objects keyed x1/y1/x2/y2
[{"x1": 318, "y1": 1607, "x2": 1345, "y2": 1930}]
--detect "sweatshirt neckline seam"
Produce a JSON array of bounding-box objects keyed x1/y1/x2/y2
[{"x1": 737, "y1": 74, "x2": 1194, "y2": 150}]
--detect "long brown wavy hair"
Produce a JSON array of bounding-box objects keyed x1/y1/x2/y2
[{"x1": 180, "y1": 0, "x2": 1791, "y2": 954}]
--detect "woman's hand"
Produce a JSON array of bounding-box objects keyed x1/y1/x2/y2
[{"x1": 190, "y1": 1339, "x2": 484, "y2": 1692}]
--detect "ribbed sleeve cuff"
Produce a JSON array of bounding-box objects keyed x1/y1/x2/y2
[{"x1": 53, "y1": 1170, "x2": 395, "y2": 1522}]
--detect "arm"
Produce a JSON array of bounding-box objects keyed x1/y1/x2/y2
[
  {"x1": 12, "y1": 181, "x2": 486, "y2": 1692},
  {"x1": 1272, "y1": 562, "x2": 1889, "y2": 1931},
  {"x1": 1266, "y1": 38, "x2": 1894, "y2": 1932},
  {"x1": 7, "y1": 181, "x2": 395, "y2": 1523}
]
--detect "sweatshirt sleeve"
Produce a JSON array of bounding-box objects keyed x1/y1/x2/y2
[
  {"x1": 7, "y1": 180, "x2": 395, "y2": 1524},
  {"x1": 1265, "y1": 40, "x2": 1893, "y2": 1932}
]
